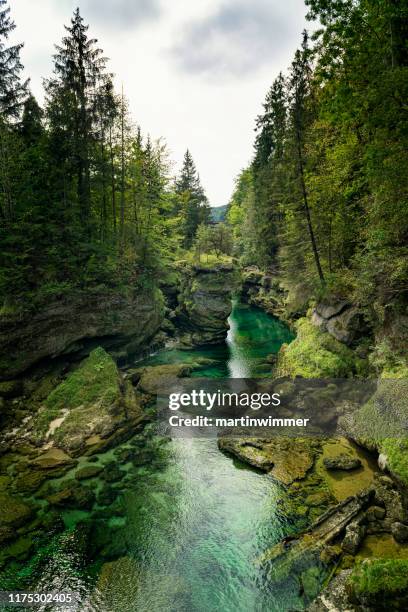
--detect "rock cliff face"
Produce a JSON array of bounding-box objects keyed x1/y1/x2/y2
[
  {"x1": 241, "y1": 267, "x2": 288, "y2": 319},
  {"x1": 174, "y1": 263, "x2": 238, "y2": 347},
  {"x1": 311, "y1": 301, "x2": 369, "y2": 347},
  {"x1": 0, "y1": 289, "x2": 164, "y2": 380}
]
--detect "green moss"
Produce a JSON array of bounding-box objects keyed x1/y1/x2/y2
[
  {"x1": 46, "y1": 347, "x2": 117, "y2": 411},
  {"x1": 34, "y1": 347, "x2": 119, "y2": 439},
  {"x1": 276, "y1": 318, "x2": 360, "y2": 378},
  {"x1": 349, "y1": 559, "x2": 408, "y2": 600},
  {"x1": 381, "y1": 439, "x2": 408, "y2": 486},
  {"x1": 348, "y1": 367, "x2": 408, "y2": 485}
]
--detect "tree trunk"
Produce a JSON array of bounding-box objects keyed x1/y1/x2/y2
[
  {"x1": 119, "y1": 88, "x2": 125, "y2": 251},
  {"x1": 295, "y1": 131, "x2": 325, "y2": 284}
]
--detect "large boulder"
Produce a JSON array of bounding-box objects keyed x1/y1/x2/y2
[
  {"x1": 136, "y1": 364, "x2": 191, "y2": 395},
  {"x1": 218, "y1": 437, "x2": 315, "y2": 485},
  {"x1": 276, "y1": 318, "x2": 362, "y2": 378},
  {"x1": 311, "y1": 301, "x2": 369, "y2": 347},
  {"x1": 0, "y1": 289, "x2": 164, "y2": 379},
  {"x1": 27, "y1": 347, "x2": 145, "y2": 454},
  {"x1": 175, "y1": 262, "x2": 238, "y2": 346}
]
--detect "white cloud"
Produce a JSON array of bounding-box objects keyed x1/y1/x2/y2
[
  {"x1": 171, "y1": 0, "x2": 306, "y2": 78},
  {"x1": 9, "y1": 0, "x2": 309, "y2": 205}
]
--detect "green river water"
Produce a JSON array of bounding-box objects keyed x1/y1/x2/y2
[{"x1": 1, "y1": 303, "x2": 304, "y2": 612}]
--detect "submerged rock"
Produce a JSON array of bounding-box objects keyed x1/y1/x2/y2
[
  {"x1": 0, "y1": 492, "x2": 34, "y2": 528},
  {"x1": 47, "y1": 483, "x2": 95, "y2": 509},
  {"x1": 323, "y1": 455, "x2": 362, "y2": 471},
  {"x1": 101, "y1": 462, "x2": 124, "y2": 483},
  {"x1": 75, "y1": 465, "x2": 103, "y2": 481},
  {"x1": 218, "y1": 437, "x2": 315, "y2": 485}
]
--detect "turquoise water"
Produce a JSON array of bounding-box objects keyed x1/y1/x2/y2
[
  {"x1": 140, "y1": 301, "x2": 294, "y2": 378},
  {"x1": 0, "y1": 303, "x2": 301, "y2": 611}
]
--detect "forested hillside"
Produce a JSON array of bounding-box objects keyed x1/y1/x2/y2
[
  {"x1": 228, "y1": 0, "x2": 408, "y2": 370},
  {"x1": 0, "y1": 3, "x2": 211, "y2": 310}
]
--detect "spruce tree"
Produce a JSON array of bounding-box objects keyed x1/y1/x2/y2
[
  {"x1": 46, "y1": 8, "x2": 111, "y2": 225},
  {"x1": 0, "y1": 0, "x2": 27, "y2": 119},
  {"x1": 176, "y1": 149, "x2": 210, "y2": 248},
  {"x1": 288, "y1": 32, "x2": 325, "y2": 284}
]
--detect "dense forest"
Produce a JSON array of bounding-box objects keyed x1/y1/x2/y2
[
  {"x1": 0, "y1": 2, "x2": 214, "y2": 309},
  {"x1": 228, "y1": 0, "x2": 408, "y2": 370}
]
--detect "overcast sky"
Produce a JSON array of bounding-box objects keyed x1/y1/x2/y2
[{"x1": 11, "y1": 0, "x2": 309, "y2": 206}]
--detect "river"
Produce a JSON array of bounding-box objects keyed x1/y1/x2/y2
[{"x1": 1, "y1": 302, "x2": 302, "y2": 611}]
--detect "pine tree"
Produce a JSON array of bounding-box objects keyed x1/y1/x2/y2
[
  {"x1": 288, "y1": 31, "x2": 325, "y2": 284},
  {"x1": 252, "y1": 72, "x2": 288, "y2": 265},
  {"x1": 0, "y1": 0, "x2": 27, "y2": 119},
  {"x1": 175, "y1": 149, "x2": 210, "y2": 248},
  {"x1": 20, "y1": 94, "x2": 43, "y2": 145},
  {"x1": 46, "y1": 8, "x2": 111, "y2": 225}
]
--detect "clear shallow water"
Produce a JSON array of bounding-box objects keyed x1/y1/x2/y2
[{"x1": 0, "y1": 303, "x2": 300, "y2": 611}]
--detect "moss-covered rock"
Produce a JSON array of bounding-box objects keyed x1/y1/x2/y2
[
  {"x1": 347, "y1": 559, "x2": 408, "y2": 609},
  {"x1": 30, "y1": 448, "x2": 77, "y2": 470},
  {"x1": 276, "y1": 318, "x2": 366, "y2": 378},
  {"x1": 218, "y1": 437, "x2": 316, "y2": 485},
  {"x1": 340, "y1": 366, "x2": 408, "y2": 486},
  {"x1": 28, "y1": 348, "x2": 144, "y2": 454},
  {"x1": 75, "y1": 465, "x2": 103, "y2": 481},
  {"x1": 0, "y1": 492, "x2": 34, "y2": 528},
  {"x1": 136, "y1": 364, "x2": 191, "y2": 395},
  {"x1": 14, "y1": 470, "x2": 47, "y2": 494},
  {"x1": 47, "y1": 482, "x2": 95, "y2": 509}
]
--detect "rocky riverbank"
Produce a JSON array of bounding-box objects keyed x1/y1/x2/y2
[
  {"x1": 160, "y1": 260, "x2": 239, "y2": 348},
  {"x1": 0, "y1": 349, "x2": 202, "y2": 574},
  {"x1": 232, "y1": 266, "x2": 408, "y2": 610}
]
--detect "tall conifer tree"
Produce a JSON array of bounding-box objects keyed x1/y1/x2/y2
[{"x1": 176, "y1": 149, "x2": 210, "y2": 247}]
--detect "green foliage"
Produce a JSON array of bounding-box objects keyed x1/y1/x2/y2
[
  {"x1": 0, "y1": 7, "x2": 209, "y2": 310},
  {"x1": 349, "y1": 559, "x2": 408, "y2": 600},
  {"x1": 230, "y1": 0, "x2": 408, "y2": 339},
  {"x1": 194, "y1": 222, "x2": 233, "y2": 260},
  {"x1": 276, "y1": 318, "x2": 362, "y2": 378}
]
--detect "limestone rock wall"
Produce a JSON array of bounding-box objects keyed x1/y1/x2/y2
[
  {"x1": 0, "y1": 289, "x2": 165, "y2": 380},
  {"x1": 174, "y1": 262, "x2": 238, "y2": 347}
]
